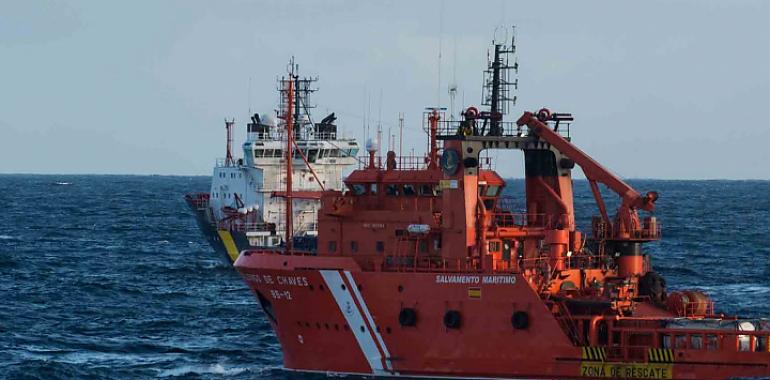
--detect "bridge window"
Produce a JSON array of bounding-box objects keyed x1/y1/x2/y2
[
  {"x1": 254, "y1": 150, "x2": 264, "y2": 158},
  {"x1": 328, "y1": 241, "x2": 337, "y2": 253},
  {"x1": 350, "y1": 184, "x2": 366, "y2": 196},
  {"x1": 307, "y1": 149, "x2": 318, "y2": 163},
  {"x1": 348, "y1": 148, "x2": 359, "y2": 156},
  {"x1": 419, "y1": 184, "x2": 435, "y2": 196},
  {"x1": 369, "y1": 183, "x2": 378, "y2": 195},
  {"x1": 402, "y1": 184, "x2": 416, "y2": 196},
  {"x1": 376, "y1": 241, "x2": 384, "y2": 252},
  {"x1": 706, "y1": 334, "x2": 718, "y2": 350},
  {"x1": 350, "y1": 241, "x2": 358, "y2": 252},
  {"x1": 293, "y1": 149, "x2": 307, "y2": 159},
  {"x1": 485, "y1": 185, "x2": 500, "y2": 197},
  {"x1": 273, "y1": 149, "x2": 283, "y2": 158},
  {"x1": 489, "y1": 241, "x2": 501, "y2": 252},
  {"x1": 691, "y1": 334, "x2": 703, "y2": 349},
  {"x1": 386, "y1": 184, "x2": 400, "y2": 196},
  {"x1": 263, "y1": 149, "x2": 274, "y2": 157},
  {"x1": 675, "y1": 334, "x2": 687, "y2": 349},
  {"x1": 328, "y1": 149, "x2": 340, "y2": 158}
]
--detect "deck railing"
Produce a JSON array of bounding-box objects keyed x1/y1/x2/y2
[
  {"x1": 592, "y1": 216, "x2": 662, "y2": 241},
  {"x1": 435, "y1": 120, "x2": 571, "y2": 139},
  {"x1": 355, "y1": 155, "x2": 493, "y2": 171},
  {"x1": 561, "y1": 314, "x2": 770, "y2": 361},
  {"x1": 184, "y1": 193, "x2": 210, "y2": 209},
  {"x1": 490, "y1": 212, "x2": 565, "y2": 229},
  {"x1": 355, "y1": 155, "x2": 430, "y2": 171},
  {"x1": 218, "y1": 222, "x2": 274, "y2": 233},
  {"x1": 246, "y1": 130, "x2": 356, "y2": 142}
]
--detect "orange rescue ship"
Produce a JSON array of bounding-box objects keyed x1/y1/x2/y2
[{"x1": 234, "y1": 36, "x2": 770, "y2": 380}]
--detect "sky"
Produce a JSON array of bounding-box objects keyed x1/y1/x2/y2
[{"x1": 1, "y1": 0, "x2": 769, "y2": 179}]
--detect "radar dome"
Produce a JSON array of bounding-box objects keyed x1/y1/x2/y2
[
  {"x1": 261, "y1": 114, "x2": 277, "y2": 127},
  {"x1": 365, "y1": 137, "x2": 378, "y2": 153}
]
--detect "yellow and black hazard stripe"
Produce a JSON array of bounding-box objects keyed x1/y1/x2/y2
[
  {"x1": 648, "y1": 348, "x2": 674, "y2": 363},
  {"x1": 581, "y1": 346, "x2": 607, "y2": 362},
  {"x1": 217, "y1": 230, "x2": 241, "y2": 262}
]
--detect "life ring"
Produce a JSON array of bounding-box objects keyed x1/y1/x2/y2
[
  {"x1": 398, "y1": 308, "x2": 417, "y2": 327},
  {"x1": 443, "y1": 310, "x2": 462, "y2": 329},
  {"x1": 511, "y1": 311, "x2": 530, "y2": 330},
  {"x1": 464, "y1": 106, "x2": 479, "y2": 120},
  {"x1": 537, "y1": 108, "x2": 552, "y2": 122}
]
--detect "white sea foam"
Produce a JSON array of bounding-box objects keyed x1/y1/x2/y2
[{"x1": 158, "y1": 363, "x2": 249, "y2": 377}]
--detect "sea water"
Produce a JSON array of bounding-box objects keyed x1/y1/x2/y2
[{"x1": 1, "y1": 175, "x2": 769, "y2": 379}]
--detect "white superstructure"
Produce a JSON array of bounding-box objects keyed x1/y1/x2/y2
[{"x1": 208, "y1": 80, "x2": 358, "y2": 248}]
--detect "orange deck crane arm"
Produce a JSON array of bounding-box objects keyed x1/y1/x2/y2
[{"x1": 516, "y1": 111, "x2": 658, "y2": 214}]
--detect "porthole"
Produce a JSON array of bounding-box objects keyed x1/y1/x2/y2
[
  {"x1": 399, "y1": 308, "x2": 417, "y2": 327},
  {"x1": 511, "y1": 311, "x2": 530, "y2": 330},
  {"x1": 443, "y1": 310, "x2": 462, "y2": 329}
]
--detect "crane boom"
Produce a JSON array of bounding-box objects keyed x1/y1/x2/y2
[{"x1": 516, "y1": 111, "x2": 657, "y2": 212}]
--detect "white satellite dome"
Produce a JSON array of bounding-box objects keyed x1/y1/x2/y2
[
  {"x1": 261, "y1": 113, "x2": 277, "y2": 127},
  {"x1": 365, "y1": 137, "x2": 378, "y2": 153}
]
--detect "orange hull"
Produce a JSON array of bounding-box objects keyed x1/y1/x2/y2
[{"x1": 235, "y1": 253, "x2": 770, "y2": 380}]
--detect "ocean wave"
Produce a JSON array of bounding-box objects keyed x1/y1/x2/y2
[
  {"x1": 158, "y1": 363, "x2": 253, "y2": 377},
  {"x1": 3, "y1": 176, "x2": 770, "y2": 379}
]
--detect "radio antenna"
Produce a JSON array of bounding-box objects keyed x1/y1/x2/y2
[
  {"x1": 448, "y1": 34, "x2": 458, "y2": 121},
  {"x1": 436, "y1": 0, "x2": 445, "y2": 109}
]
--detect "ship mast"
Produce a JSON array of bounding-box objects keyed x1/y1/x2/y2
[
  {"x1": 224, "y1": 119, "x2": 235, "y2": 166},
  {"x1": 481, "y1": 27, "x2": 518, "y2": 136},
  {"x1": 284, "y1": 62, "x2": 296, "y2": 254}
]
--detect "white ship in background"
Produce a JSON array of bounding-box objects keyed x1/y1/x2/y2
[{"x1": 186, "y1": 63, "x2": 359, "y2": 263}]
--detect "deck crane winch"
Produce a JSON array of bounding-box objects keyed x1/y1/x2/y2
[{"x1": 516, "y1": 109, "x2": 661, "y2": 278}]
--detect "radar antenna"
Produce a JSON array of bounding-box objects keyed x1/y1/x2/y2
[
  {"x1": 278, "y1": 61, "x2": 318, "y2": 139},
  {"x1": 481, "y1": 26, "x2": 519, "y2": 136},
  {"x1": 448, "y1": 34, "x2": 458, "y2": 122}
]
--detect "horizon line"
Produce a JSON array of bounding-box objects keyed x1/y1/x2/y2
[{"x1": 1, "y1": 172, "x2": 769, "y2": 182}]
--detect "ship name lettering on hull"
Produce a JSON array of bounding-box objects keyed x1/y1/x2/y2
[
  {"x1": 581, "y1": 363, "x2": 672, "y2": 379},
  {"x1": 270, "y1": 289, "x2": 293, "y2": 300},
  {"x1": 276, "y1": 276, "x2": 309, "y2": 287},
  {"x1": 435, "y1": 275, "x2": 516, "y2": 285},
  {"x1": 242, "y1": 274, "x2": 308, "y2": 287}
]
